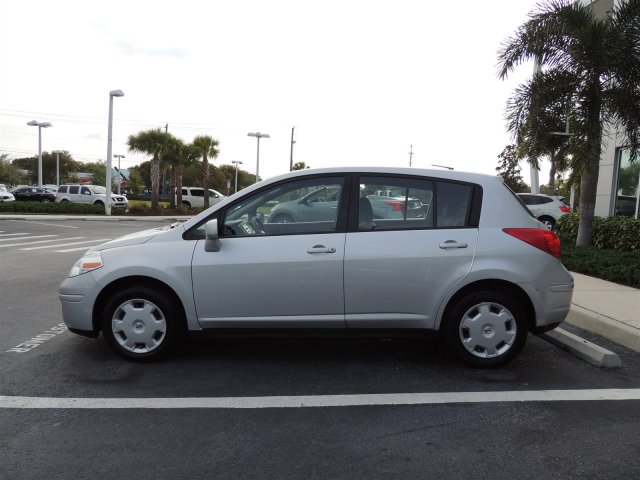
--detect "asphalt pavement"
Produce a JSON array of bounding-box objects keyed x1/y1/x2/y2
[{"x1": 1, "y1": 216, "x2": 640, "y2": 480}]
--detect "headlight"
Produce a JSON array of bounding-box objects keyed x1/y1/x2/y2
[{"x1": 68, "y1": 251, "x2": 103, "y2": 277}]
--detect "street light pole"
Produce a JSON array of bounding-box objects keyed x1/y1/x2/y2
[
  {"x1": 114, "y1": 154, "x2": 125, "y2": 194},
  {"x1": 52, "y1": 150, "x2": 62, "y2": 186},
  {"x1": 106, "y1": 90, "x2": 125, "y2": 215},
  {"x1": 231, "y1": 160, "x2": 243, "y2": 193},
  {"x1": 247, "y1": 132, "x2": 270, "y2": 183},
  {"x1": 27, "y1": 120, "x2": 52, "y2": 187}
]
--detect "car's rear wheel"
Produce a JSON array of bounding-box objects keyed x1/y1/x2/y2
[
  {"x1": 538, "y1": 216, "x2": 555, "y2": 229},
  {"x1": 41, "y1": 198, "x2": 52, "y2": 203},
  {"x1": 101, "y1": 286, "x2": 183, "y2": 361},
  {"x1": 182, "y1": 201, "x2": 191, "y2": 209},
  {"x1": 443, "y1": 290, "x2": 527, "y2": 368},
  {"x1": 95, "y1": 200, "x2": 104, "y2": 207}
]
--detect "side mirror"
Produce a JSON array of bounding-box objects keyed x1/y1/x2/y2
[{"x1": 204, "y1": 219, "x2": 220, "y2": 252}]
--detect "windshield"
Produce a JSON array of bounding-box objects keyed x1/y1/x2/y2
[{"x1": 89, "y1": 185, "x2": 107, "y2": 194}]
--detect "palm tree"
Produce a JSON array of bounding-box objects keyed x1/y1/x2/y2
[
  {"x1": 506, "y1": 72, "x2": 574, "y2": 191},
  {"x1": 174, "y1": 140, "x2": 199, "y2": 208},
  {"x1": 192, "y1": 135, "x2": 220, "y2": 209},
  {"x1": 498, "y1": 0, "x2": 640, "y2": 247},
  {"x1": 127, "y1": 129, "x2": 172, "y2": 211}
]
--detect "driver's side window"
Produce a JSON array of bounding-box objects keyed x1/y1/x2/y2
[{"x1": 222, "y1": 177, "x2": 345, "y2": 237}]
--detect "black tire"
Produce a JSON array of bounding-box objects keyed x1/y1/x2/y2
[
  {"x1": 270, "y1": 213, "x2": 294, "y2": 223},
  {"x1": 101, "y1": 286, "x2": 184, "y2": 361},
  {"x1": 538, "y1": 216, "x2": 556, "y2": 229},
  {"x1": 443, "y1": 290, "x2": 527, "y2": 368},
  {"x1": 182, "y1": 201, "x2": 191, "y2": 209},
  {"x1": 41, "y1": 198, "x2": 52, "y2": 203},
  {"x1": 95, "y1": 201, "x2": 104, "y2": 207}
]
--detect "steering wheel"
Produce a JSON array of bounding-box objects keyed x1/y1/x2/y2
[{"x1": 250, "y1": 216, "x2": 265, "y2": 234}]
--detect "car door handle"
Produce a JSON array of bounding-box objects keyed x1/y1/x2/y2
[
  {"x1": 307, "y1": 245, "x2": 336, "y2": 254},
  {"x1": 439, "y1": 240, "x2": 468, "y2": 249}
]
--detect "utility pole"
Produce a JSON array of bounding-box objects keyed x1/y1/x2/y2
[
  {"x1": 409, "y1": 145, "x2": 414, "y2": 167},
  {"x1": 290, "y1": 126, "x2": 296, "y2": 171},
  {"x1": 165, "y1": 123, "x2": 168, "y2": 134}
]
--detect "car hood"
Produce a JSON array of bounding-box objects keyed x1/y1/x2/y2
[{"x1": 88, "y1": 226, "x2": 166, "y2": 252}]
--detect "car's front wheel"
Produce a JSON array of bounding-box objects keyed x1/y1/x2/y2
[
  {"x1": 443, "y1": 290, "x2": 527, "y2": 368},
  {"x1": 101, "y1": 286, "x2": 183, "y2": 361},
  {"x1": 41, "y1": 198, "x2": 52, "y2": 203}
]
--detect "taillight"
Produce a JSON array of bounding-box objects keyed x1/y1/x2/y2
[
  {"x1": 384, "y1": 201, "x2": 405, "y2": 212},
  {"x1": 502, "y1": 228, "x2": 562, "y2": 260},
  {"x1": 560, "y1": 205, "x2": 571, "y2": 213}
]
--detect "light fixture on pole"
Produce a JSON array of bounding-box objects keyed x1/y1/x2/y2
[
  {"x1": 52, "y1": 150, "x2": 63, "y2": 186},
  {"x1": 106, "y1": 90, "x2": 124, "y2": 215},
  {"x1": 231, "y1": 160, "x2": 243, "y2": 193},
  {"x1": 247, "y1": 132, "x2": 270, "y2": 183},
  {"x1": 27, "y1": 120, "x2": 52, "y2": 187},
  {"x1": 114, "y1": 154, "x2": 125, "y2": 194}
]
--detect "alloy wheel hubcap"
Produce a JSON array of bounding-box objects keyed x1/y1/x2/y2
[
  {"x1": 111, "y1": 298, "x2": 167, "y2": 354},
  {"x1": 459, "y1": 302, "x2": 517, "y2": 358}
]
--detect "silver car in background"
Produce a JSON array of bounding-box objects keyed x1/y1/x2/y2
[{"x1": 59, "y1": 167, "x2": 573, "y2": 367}]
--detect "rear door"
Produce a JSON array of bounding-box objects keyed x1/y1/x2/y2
[{"x1": 344, "y1": 175, "x2": 480, "y2": 330}]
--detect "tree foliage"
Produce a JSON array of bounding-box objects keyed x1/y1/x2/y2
[
  {"x1": 0, "y1": 154, "x2": 27, "y2": 185},
  {"x1": 496, "y1": 145, "x2": 528, "y2": 193},
  {"x1": 498, "y1": 0, "x2": 640, "y2": 247}
]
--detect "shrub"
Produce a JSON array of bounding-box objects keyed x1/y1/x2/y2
[
  {"x1": 0, "y1": 201, "x2": 105, "y2": 215},
  {"x1": 555, "y1": 213, "x2": 640, "y2": 251},
  {"x1": 561, "y1": 243, "x2": 640, "y2": 288}
]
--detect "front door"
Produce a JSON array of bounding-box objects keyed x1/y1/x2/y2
[{"x1": 191, "y1": 175, "x2": 349, "y2": 328}]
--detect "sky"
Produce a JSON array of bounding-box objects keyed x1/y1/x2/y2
[{"x1": 0, "y1": 0, "x2": 550, "y2": 185}]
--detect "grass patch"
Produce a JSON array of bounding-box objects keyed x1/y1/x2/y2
[{"x1": 561, "y1": 242, "x2": 640, "y2": 288}]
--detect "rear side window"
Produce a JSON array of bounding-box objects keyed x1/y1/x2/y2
[
  {"x1": 81, "y1": 187, "x2": 91, "y2": 195},
  {"x1": 182, "y1": 188, "x2": 188, "y2": 196},
  {"x1": 69, "y1": 186, "x2": 79, "y2": 194},
  {"x1": 191, "y1": 189, "x2": 204, "y2": 197},
  {"x1": 540, "y1": 197, "x2": 553, "y2": 204},
  {"x1": 58, "y1": 186, "x2": 68, "y2": 193},
  {"x1": 436, "y1": 182, "x2": 472, "y2": 228},
  {"x1": 358, "y1": 176, "x2": 434, "y2": 231}
]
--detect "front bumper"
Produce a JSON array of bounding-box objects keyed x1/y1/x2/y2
[{"x1": 59, "y1": 276, "x2": 100, "y2": 336}]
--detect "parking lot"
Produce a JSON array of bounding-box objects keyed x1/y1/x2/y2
[{"x1": 1, "y1": 218, "x2": 640, "y2": 479}]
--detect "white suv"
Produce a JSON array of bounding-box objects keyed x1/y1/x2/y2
[
  {"x1": 516, "y1": 193, "x2": 571, "y2": 228},
  {"x1": 178, "y1": 187, "x2": 225, "y2": 209},
  {"x1": 56, "y1": 184, "x2": 129, "y2": 209}
]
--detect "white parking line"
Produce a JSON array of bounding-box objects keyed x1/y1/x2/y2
[
  {"x1": 1, "y1": 389, "x2": 639, "y2": 409},
  {"x1": 0, "y1": 237, "x2": 86, "y2": 248},
  {"x1": 0, "y1": 233, "x2": 29, "y2": 237},
  {"x1": 54, "y1": 244, "x2": 109, "y2": 253},
  {"x1": 0, "y1": 235, "x2": 57, "y2": 242},
  {"x1": 20, "y1": 238, "x2": 111, "y2": 251},
  {"x1": 8, "y1": 220, "x2": 79, "y2": 229}
]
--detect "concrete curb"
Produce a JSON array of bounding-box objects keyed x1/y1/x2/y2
[
  {"x1": 566, "y1": 305, "x2": 640, "y2": 354},
  {"x1": 541, "y1": 327, "x2": 622, "y2": 368}
]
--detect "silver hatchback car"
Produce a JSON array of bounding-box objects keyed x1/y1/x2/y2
[{"x1": 59, "y1": 167, "x2": 573, "y2": 367}]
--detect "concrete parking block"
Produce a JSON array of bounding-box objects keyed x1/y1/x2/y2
[{"x1": 542, "y1": 327, "x2": 622, "y2": 368}]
